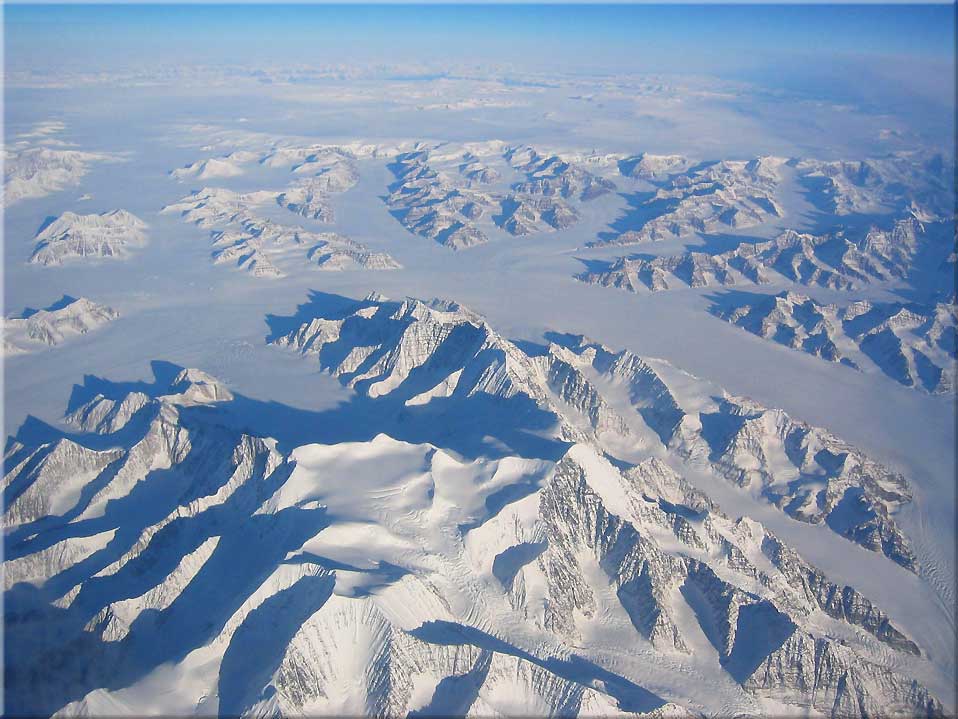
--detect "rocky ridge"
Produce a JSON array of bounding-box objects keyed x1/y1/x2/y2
[
  {"x1": 592, "y1": 157, "x2": 786, "y2": 247},
  {"x1": 3, "y1": 297, "x2": 119, "y2": 356},
  {"x1": 713, "y1": 291, "x2": 957, "y2": 394},
  {"x1": 270, "y1": 293, "x2": 919, "y2": 572},
  {"x1": 578, "y1": 217, "x2": 925, "y2": 294},
  {"x1": 29, "y1": 210, "x2": 149, "y2": 266},
  {"x1": 386, "y1": 142, "x2": 616, "y2": 249},
  {"x1": 162, "y1": 188, "x2": 400, "y2": 278},
  {"x1": 2, "y1": 358, "x2": 940, "y2": 717}
]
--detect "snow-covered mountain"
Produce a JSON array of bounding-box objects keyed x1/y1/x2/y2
[
  {"x1": 270, "y1": 293, "x2": 918, "y2": 571},
  {"x1": 385, "y1": 142, "x2": 617, "y2": 248},
  {"x1": 277, "y1": 151, "x2": 361, "y2": 221},
  {"x1": 162, "y1": 188, "x2": 400, "y2": 278},
  {"x1": 795, "y1": 153, "x2": 955, "y2": 220},
  {"x1": 3, "y1": 296, "x2": 119, "y2": 356},
  {"x1": 499, "y1": 195, "x2": 578, "y2": 236},
  {"x1": 506, "y1": 145, "x2": 617, "y2": 201},
  {"x1": 169, "y1": 151, "x2": 259, "y2": 181},
  {"x1": 591, "y1": 157, "x2": 786, "y2": 247},
  {"x1": 386, "y1": 150, "x2": 498, "y2": 249},
  {"x1": 0, "y1": 109, "x2": 958, "y2": 719},
  {"x1": 592, "y1": 151, "x2": 953, "y2": 249},
  {"x1": 713, "y1": 291, "x2": 957, "y2": 394},
  {"x1": 619, "y1": 153, "x2": 693, "y2": 181},
  {"x1": 28, "y1": 210, "x2": 148, "y2": 266},
  {"x1": 3, "y1": 347, "x2": 943, "y2": 717},
  {"x1": 578, "y1": 217, "x2": 925, "y2": 294},
  {"x1": 459, "y1": 152, "x2": 501, "y2": 184},
  {"x1": 4, "y1": 122, "x2": 119, "y2": 206},
  {"x1": 305, "y1": 232, "x2": 403, "y2": 271}
]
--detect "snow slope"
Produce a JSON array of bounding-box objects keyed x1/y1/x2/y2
[
  {"x1": 3, "y1": 296, "x2": 119, "y2": 356},
  {"x1": 29, "y1": 210, "x2": 148, "y2": 266},
  {"x1": 3, "y1": 361, "x2": 943, "y2": 717}
]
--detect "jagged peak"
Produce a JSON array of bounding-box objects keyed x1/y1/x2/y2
[{"x1": 164, "y1": 367, "x2": 234, "y2": 405}]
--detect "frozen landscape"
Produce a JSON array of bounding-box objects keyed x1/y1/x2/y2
[{"x1": 3, "y1": 4, "x2": 956, "y2": 718}]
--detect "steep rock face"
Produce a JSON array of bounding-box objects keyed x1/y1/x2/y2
[
  {"x1": 535, "y1": 344, "x2": 634, "y2": 442},
  {"x1": 744, "y1": 632, "x2": 942, "y2": 719},
  {"x1": 851, "y1": 302, "x2": 957, "y2": 395},
  {"x1": 471, "y1": 445, "x2": 934, "y2": 716},
  {"x1": 578, "y1": 217, "x2": 925, "y2": 293},
  {"x1": 271, "y1": 294, "x2": 677, "y2": 454},
  {"x1": 270, "y1": 294, "x2": 581, "y2": 441},
  {"x1": 679, "y1": 394, "x2": 916, "y2": 571},
  {"x1": 713, "y1": 291, "x2": 957, "y2": 394},
  {"x1": 4, "y1": 437, "x2": 126, "y2": 530},
  {"x1": 536, "y1": 452, "x2": 690, "y2": 652},
  {"x1": 3, "y1": 360, "x2": 939, "y2": 718},
  {"x1": 4, "y1": 297, "x2": 119, "y2": 356},
  {"x1": 3, "y1": 369, "x2": 303, "y2": 716},
  {"x1": 713, "y1": 291, "x2": 849, "y2": 365},
  {"x1": 29, "y1": 210, "x2": 148, "y2": 266},
  {"x1": 251, "y1": 593, "x2": 684, "y2": 719},
  {"x1": 4, "y1": 373, "x2": 685, "y2": 718},
  {"x1": 271, "y1": 295, "x2": 918, "y2": 572},
  {"x1": 760, "y1": 534, "x2": 919, "y2": 655},
  {"x1": 540, "y1": 335, "x2": 918, "y2": 572},
  {"x1": 4, "y1": 528, "x2": 119, "y2": 591},
  {"x1": 591, "y1": 157, "x2": 786, "y2": 247},
  {"x1": 681, "y1": 560, "x2": 797, "y2": 679}
]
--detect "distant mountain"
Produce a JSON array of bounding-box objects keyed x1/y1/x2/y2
[
  {"x1": 3, "y1": 296, "x2": 119, "y2": 356},
  {"x1": 29, "y1": 210, "x2": 148, "y2": 266},
  {"x1": 163, "y1": 188, "x2": 400, "y2": 278},
  {"x1": 713, "y1": 290, "x2": 957, "y2": 394},
  {"x1": 4, "y1": 121, "x2": 119, "y2": 206},
  {"x1": 385, "y1": 142, "x2": 617, "y2": 249},
  {"x1": 590, "y1": 157, "x2": 786, "y2": 247},
  {"x1": 578, "y1": 217, "x2": 925, "y2": 294}
]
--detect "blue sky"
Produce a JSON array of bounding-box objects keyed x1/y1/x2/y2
[
  {"x1": 6, "y1": 4, "x2": 955, "y2": 63},
  {"x1": 5, "y1": 3, "x2": 955, "y2": 131}
]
